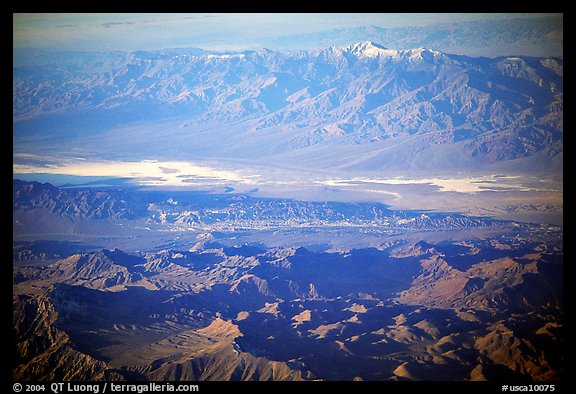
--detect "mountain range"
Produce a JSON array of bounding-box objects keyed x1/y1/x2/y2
[
  {"x1": 12, "y1": 179, "x2": 524, "y2": 243},
  {"x1": 14, "y1": 234, "x2": 563, "y2": 381},
  {"x1": 13, "y1": 41, "x2": 563, "y2": 173}
]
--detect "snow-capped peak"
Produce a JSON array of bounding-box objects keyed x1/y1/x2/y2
[
  {"x1": 347, "y1": 41, "x2": 391, "y2": 58},
  {"x1": 408, "y1": 47, "x2": 444, "y2": 61},
  {"x1": 338, "y1": 42, "x2": 448, "y2": 64}
]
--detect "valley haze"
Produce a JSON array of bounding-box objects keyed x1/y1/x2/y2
[{"x1": 12, "y1": 13, "x2": 563, "y2": 384}]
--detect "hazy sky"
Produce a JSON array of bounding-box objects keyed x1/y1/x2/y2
[{"x1": 13, "y1": 13, "x2": 557, "y2": 52}]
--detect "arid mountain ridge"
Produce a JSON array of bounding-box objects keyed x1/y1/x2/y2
[
  {"x1": 12, "y1": 179, "x2": 529, "y2": 237},
  {"x1": 13, "y1": 231, "x2": 563, "y2": 381},
  {"x1": 13, "y1": 42, "x2": 562, "y2": 172}
]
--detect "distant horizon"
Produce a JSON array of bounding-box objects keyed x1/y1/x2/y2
[{"x1": 13, "y1": 13, "x2": 562, "y2": 54}]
